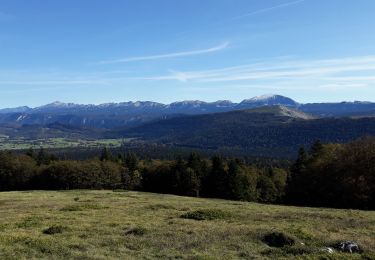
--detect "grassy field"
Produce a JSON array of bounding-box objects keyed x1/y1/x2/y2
[
  {"x1": 0, "y1": 137, "x2": 127, "y2": 150},
  {"x1": 0, "y1": 191, "x2": 374, "y2": 259}
]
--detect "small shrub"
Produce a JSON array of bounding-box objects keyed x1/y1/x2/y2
[
  {"x1": 73, "y1": 197, "x2": 80, "y2": 202},
  {"x1": 262, "y1": 232, "x2": 295, "y2": 247},
  {"x1": 181, "y1": 209, "x2": 229, "y2": 221},
  {"x1": 43, "y1": 225, "x2": 67, "y2": 235},
  {"x1": 125, "y1": 227, "x2": 147, "y2": 236}
]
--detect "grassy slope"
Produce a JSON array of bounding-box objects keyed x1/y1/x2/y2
[{"x1": 0, "y1": 191, "x2": 374, "y2": 259}]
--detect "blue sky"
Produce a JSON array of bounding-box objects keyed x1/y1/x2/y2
[{"x1": 1, "y1": 0, "x2": 375, "y2": 107}]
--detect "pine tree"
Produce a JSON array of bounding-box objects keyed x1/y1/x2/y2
[
  {"x1": 291, "y1": 146, "x2": 308, "y2": 174},
  {"x1": 100, "y1": 147, "x2": 113, "y2": 161},
  {"x1": 204, "y1": 156, "x2": 228, "y2": 198},
  {"x1": 25, "y1": 147, "x2": 35, "y2": 158},
  {"x1": 37, "y1": 147, "x2": 49, "y2": 165},
  {"x1": 124, "y1": 153, "x2": 139, "y2": 172},
  {"x1": 285, "y1": 146, "x2": 309, "y2": 204},
  {"x1": 310, "y1": 139, "x2": 324, "y2": 159}
]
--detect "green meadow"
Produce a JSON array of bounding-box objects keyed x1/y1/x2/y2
[
  {"x1": 0, "y1": 190, "x2": 374, "y2": 259},
  {"x1": 0, "y1": 137, "x2": 125, "y2": 150}
]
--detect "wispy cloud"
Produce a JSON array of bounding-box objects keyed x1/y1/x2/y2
[
  {"x1": 136, "y1": 55, "x2": 375, "y2": 90},
  {"x1": 98, "y1": 42, "x2": 229, "y2": 64},
  {"x1": 2, "y1": 55, "x2": 374, "y2": 96},
  {"x1": 233, "y1": 0, "x2": 306, "y2": 20}
]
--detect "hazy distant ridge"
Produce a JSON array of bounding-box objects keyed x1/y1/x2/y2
[{"x1": 0, "y1": 94, "x2": 374, "y2": 129}]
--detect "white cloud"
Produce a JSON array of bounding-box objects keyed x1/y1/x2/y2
[
  {"x1": 136, "y1": 55, "x2": 375, "y2": 92},
  {"x1": 2, "y1": 55, "x2": 374, "y2": 96},
  {"x1": 98, "y1": 42, "x2": 229, "y2": 64},
  {"x1": 139, "y1": 55, "x2": 375, "y2": 82}
]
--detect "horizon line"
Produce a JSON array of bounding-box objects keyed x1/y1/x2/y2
[{"x1": 1, "y1": 94, "x2": 374, "y2": 110}]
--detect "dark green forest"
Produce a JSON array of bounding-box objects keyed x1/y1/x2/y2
[
  {"x1": 0, "y1": 137, "x2": 374, "y2": 210},
  {"x1": 119, "y1": 107, "x2": 375, "y2": 158}
]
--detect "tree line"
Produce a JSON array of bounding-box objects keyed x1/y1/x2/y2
[
  {"x1": 0, "y1": 137, "x2": 374, "y2": 209},
  {"x1": 286, "y1": 137, "x2": 375, "y2": 209}
]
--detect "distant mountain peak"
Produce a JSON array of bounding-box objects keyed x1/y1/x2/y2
[
  {"x1": 241, "y1": 94, "x2": 299, "y2": 107},
  {"x1": 249, "y1": 94, "x2": 279, "y2": 101},
  {"x1": 169, "y1": 100, "x2": 208, "y2": 108},
  {"x1": 51, "y1": 101, "x2": 64, "y2": 105},
  {"x1": 39, "y1": 101, "x2": 78, "y2": 108}
]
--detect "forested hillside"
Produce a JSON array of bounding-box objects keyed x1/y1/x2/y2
[{"x1": 120, "y1": 106, "x2": 375, "y2": 157}]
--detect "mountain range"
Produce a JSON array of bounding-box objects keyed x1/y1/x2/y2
[
  {"x1": 0, "y1": 95, "x2": 375, "y2": 129},
  {"x1": 117, "y1": 105, "x2": 375, "y2": 157},
  {"x1": 1, "y1": 95, "x2": 375, "y2": 157}
]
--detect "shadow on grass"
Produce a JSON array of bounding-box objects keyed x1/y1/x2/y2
[
  {"x1": 181, "y1": 209, "x2": 230, "y2": 221},
  {"x1": 43, "y1": 225, "x2": 68, "y2": 235}
]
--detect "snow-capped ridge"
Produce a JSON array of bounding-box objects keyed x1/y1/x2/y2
[
  {"x1": 249, "y1": 94, "x2": 280, "y2": 101},
  {"x1": 240, "y1": 94, "x2": 299, "y2": 107},
  {"x1": 169, "y1": 100, "x2": 208, "y2": 108},
  {"x1": 36, "y1": 101, "x2": 87, "y2": 109}
]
